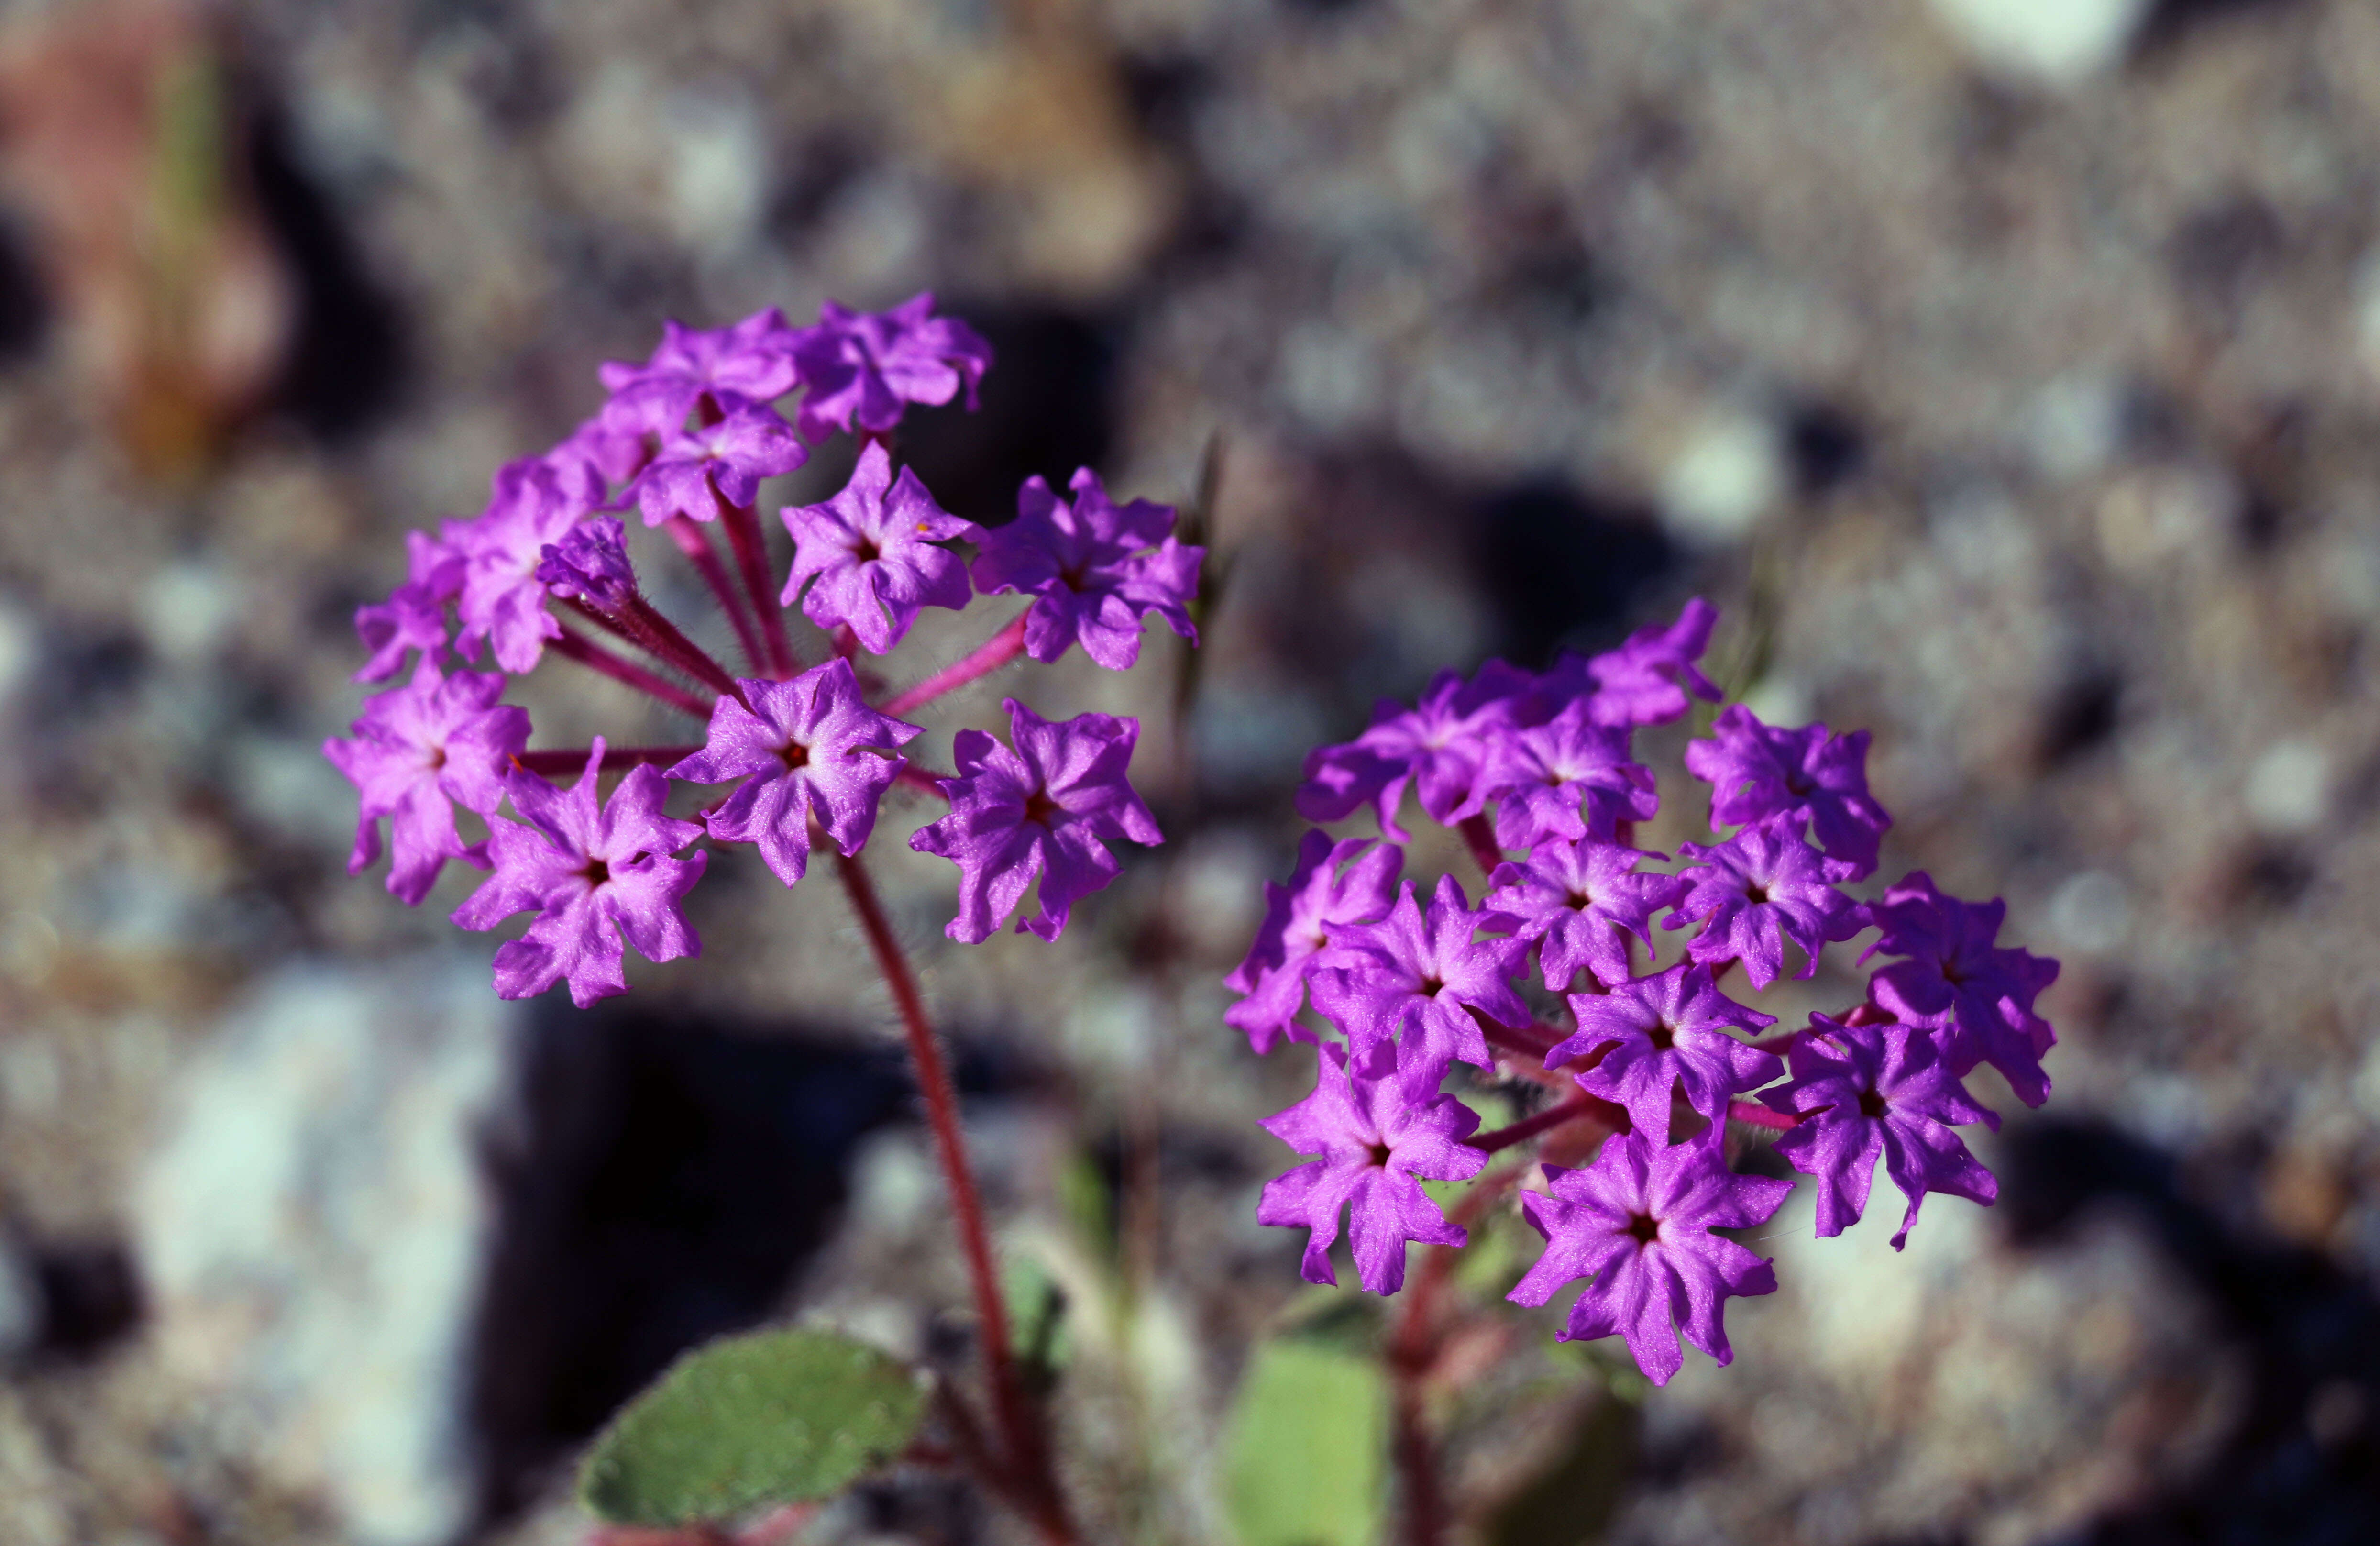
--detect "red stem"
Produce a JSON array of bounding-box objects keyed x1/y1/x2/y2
[
  {"x1": 515, "y1": 745, "x2": 701, "y2": 776},
  {"x1": 1387, "y1": 1166, "x2": 1524, "y2": 1546},
  {"x1": 1727, "y1": 1099, "x2": 1799, "y2": 1132},
  {"x1": 619, "y1": 596, "x2": 746, "y2": 703},
  {"x1": 548, "y1": 630, "x2": 716, "y2": 718},
  {"x1": 894, "y1": 762, "x2": 953, "y2": 798},
  {"x1": 1455, "y1": 813, "x2": 1505, "y2": 881},
  {"x1": 881, "y1": 613, "x2": 1031, "y2": 718},
  {"x1": 712, "y1": 482, "x2": 797, "y2": 678},
  {"x1": 1477, "y1": 1014, "x2": 1563, "y2": 1062},
  {"x1": 832, "y1": 850, "x2": 1073, "y2": 1545},
  {"x1": 1471, "y1": 1092, "x2": 1617, "y2": 1154},
  {"x1": 661, "y1": 515, "x2": 770, "y2": 674}
]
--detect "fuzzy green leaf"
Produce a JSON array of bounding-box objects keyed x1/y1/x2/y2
[
  {"x1": 1222, "y1": 1336, "x2": 1387, "y2": 1546},
  {"x1": 577, "y1": 1327, "x2": 926, "y2": 1526}
]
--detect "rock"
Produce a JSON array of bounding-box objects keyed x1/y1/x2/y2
[
  {"x1": 133, "y1": 958, "x2": 518, "y2": 1546},
  {"x1": 1926, "y1": 0, "x2": 2154, "y2": 86}
]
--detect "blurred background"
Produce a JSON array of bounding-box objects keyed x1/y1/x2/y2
[{"x1": 2, "y1": 0, "x2": 2379, "y2": 1541}]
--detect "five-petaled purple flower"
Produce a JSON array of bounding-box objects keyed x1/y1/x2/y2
[
  {"x1": 353, "y1": 525, "x2": 466, "y2": 683},
  {"x1": 1487, "y1": 839, "x2": 1685, "y2": 994},
  {"x1": 1483, "y1": 697, "x2": 1658, "y2": 850},
  {"x1": 1666, "y1": 826, "x2": 1865, "y2": 989},
  {"x1": 323, "y1": 660, "x2": 530, "y2": 905},
  {"x1": 780, "y1": 439, "x2": 973, "y2": 654},
  {"x1": 1547, "y1": 962, "x2": 1778, "y2": 1142},
  {"x1": 669, "y1": 661, "x2": 920, "y2": 886},
  {"x1": 790, "y1": 293, "x2": 994, "y2": 443},
  {"x1": 1760, "y1": 1016, "x2": 2000, "y2": 1249},
  {"x1": 1256, "y1": 1036, "x2": 1486, "y2": 1295},
  {"x1": 970, "y1": 468, "x2": 1202, "y2": 672},
  {"x1": 1224, "y1": 832, "x2": 1405, "y2": 1054},
  {"x1": 1308, "y1": 874, "x2": 1530, "y2": 1070},
  {"x1": 1686, "y1": 705, "x2": 1892, "y2": 881},
  {"x1": 909, "y1": 699, "x2": 1164, "y2": 943},
  {"x1": 598, "y1": 310, "x2": 803, "y2": 432},
  {"x1": 1554, "y1": 596, "x2": 1722, "y2": 728},
  {"x1": 629, "y1": 404, "x2": 810, "y2": 527},
  {"x1": 1508, "y1": 1129, "x2": 1790, "y2": 1386},
  {"x1": 1296, "y1": 662, "x2": 1531, "y2": 843},
  {"x1": 457, "y1": 457, "x2": 595, "y2": 673},
  {"x1": 452, "y1": 740, "x2": 708, "y2": 1008},
  {"x1": 1863, "y1": 872, "x2": 2059, "y2": 1107}
]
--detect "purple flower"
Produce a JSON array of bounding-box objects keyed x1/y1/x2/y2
[
  {"x1": 1862, "y1": 872, "x2": 2060, "y2": 1107},
  {"x1": 1546, "y1": 962, "x2": 1778, "y2": 1142},
  {"x1": 908, "y1": 699, "x2": 1163, "y2": 943},
  {"x1": 598, "y1": 310, "x2": 804, "y2": 432},
  {"x1": 322, "y1": 660, "x2": 531, "y2": 905},
  {"x1": 1487, "y1": 839, "x2": 1686, "y2": 993},
  {"x1": 353, "y1": 525, "x2": 467, "y2": 684},
  {"x1": 1540, "y1": 598, "x2": 1720, "y2": 729},
  {"x1": 790, "y1": 292, "x2": 994, "y2": 442},
  {"x1": 1224, "y1": 832, "x2": 1405, "y2": 1055},
  {"x1": 1685, "y1": 705, "x2": 1892, "y2": 880},
  {"x1": 969, "y1": 469, "x2": 1201, "y2": 672},
  {"x1": 1507, "y1": 1130, "x2": 1790, "y2": 1386},
  {"x1": 457, "y1": 457, "x2": 598, "y2": 674},
  {"x1": 629, "y1": 404, "x2": 809, "y2": 527},
  {"x1": 1759, "y1": 1016, "x2": 1999, "y2": 1249},
  {"x1": 1256, "y1": 1036, "x2": 1486, "y2": 1295},
  {"x1": 667, "y1": 661, "x2": 920, "y2": 886},
  {"x1": 451, "y1": 740, "x2": 708, "y2": 1007},
  {"x1": 1665, "y1": 826, "x2": 1864, "y2": 990},
  {"x1": 1482, "y1": 698, "x2": 1658, "y2": 850},
  {"x1": 1308, "y1": 874, "x2": 1530, "y2": 1071},
  {"x1": 534, "y1": 515, "x2": 638, "y2": 611},
  {"x1": 1295, "y1": 662, "x2": 1531, "y2": 844},
  {"x1": 779, "y1": 440, "x2": 972, "y2": 654}
]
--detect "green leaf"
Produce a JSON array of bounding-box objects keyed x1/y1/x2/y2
[
  {"x1": 577, "y1": 1327, "x2": 926, "y2": 1526},
  {"x1": 1221, "y1": 1337, "x2": 1387, "y2": 1546}
]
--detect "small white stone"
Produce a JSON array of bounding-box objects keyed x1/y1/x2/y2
[
  {"x1": 0, "y1": 599, "x2": 33, "y2": 707},
  {"x1": 2047, "y1": 870, "x2": 2132, "y2": 956},
  {"x1": 1658, "y1": 409, "x2": 1783, "y2": 546},
  {"x1": 142, "y1": 562, "x2": 243, "y2": 666},
  {"x1": 2244, "y1": 737, "x2": 2331, "y2": 835},
  {"x1": 2027, "y1": 374, "x2": 2124, "y2": 482},
  {"x1": 1926, "y1": 0, "x2": 2154, "y2": 86}
]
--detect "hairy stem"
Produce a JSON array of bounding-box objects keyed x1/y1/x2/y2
[
  {"x1": 1476, "y1": 1013, "x2": 1563, "y2": 1062},
  {"x1": 661, "y1": 515, "x2": 770, "y2": 674},
  {"x1": 1471, "y1": 1092, "x2": 1617, "y2": 1154},
  {"x1": 881, "y1": 612, "x2": 1030, "y2": 718},
  {"x1": 1726, "y1": 1099, "x2": 1798, "y2": 1132},
  {"x1": 1387, "y1": 1166, "x2": 1525, "y2": 1546},
  {"x1": 548, "y1": 629, "x2": 716, "y2": 718},
  {"x1": 713, "y1": 483, "x2": 797, "y2": 678},
  {"x1": 1455, "y1": 813, "x2": 1505, "y2": 882},
  {"x1": 833, "y1": 850, "x2": 1074, "y2": 1545},
  {"x1": 515, "y1": 744, "x2": 702, "y2": 776}
]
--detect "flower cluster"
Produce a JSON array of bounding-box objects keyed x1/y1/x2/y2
[
  {"x1": 1229, "y1": 601, "x2": 2059, "y2": 1385},
  {"x1": 327, "y1": 295, "x2": 1199, "y2": 1005}
]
